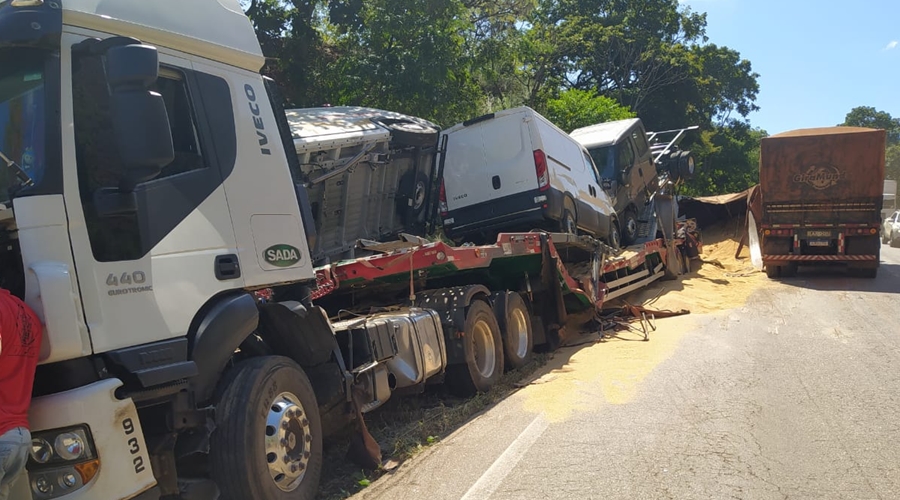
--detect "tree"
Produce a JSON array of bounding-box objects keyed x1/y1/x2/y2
[
  {"x1": 840, "y1": 106, "x2": 900, "y2": 145},
  {"x1": 543, "y1": 89, "x2": 635, "y2": 132},
  {"x1": 681, "y1": 122, "x2": 767, "y2": 197},
  {"x1": 525, "y1": 0, "x2": 758, "y2": 130}
]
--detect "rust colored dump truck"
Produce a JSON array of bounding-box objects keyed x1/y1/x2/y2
[{"x1": 759, "y1": 127, "x2": 886, "y2": 278}]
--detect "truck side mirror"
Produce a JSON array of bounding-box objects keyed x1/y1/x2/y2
[{"x1": 105, "y1": 44, "x2": 174, "y2": 192}]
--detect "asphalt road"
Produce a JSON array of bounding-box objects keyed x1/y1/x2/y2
[{"x1": 353, "y1": 244, "x2": 900, "y2": 500}]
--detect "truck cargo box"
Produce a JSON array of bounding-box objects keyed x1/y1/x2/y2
[{"x1": 760, "y1": 127, "x2": 886, "y2": 225}]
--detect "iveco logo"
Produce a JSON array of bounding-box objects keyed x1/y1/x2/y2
[
  {"x1": 264, "y1": 244, "x2": 302, "y2": 267},
  {"x1": 793, "y1": 165, "x2": 845, "y2": 190}
]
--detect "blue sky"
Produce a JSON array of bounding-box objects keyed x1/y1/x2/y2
[{"x1": 680, "y1": 0, "x2": 899, "y2": 134}]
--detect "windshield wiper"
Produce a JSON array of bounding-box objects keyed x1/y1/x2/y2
[{"x1": 0, "y1": 149, "x2": 34, "y2": 190}]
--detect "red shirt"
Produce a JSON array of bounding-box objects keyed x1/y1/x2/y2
[{"x1": 0, "y1": 288, "x2": 42, "y2": 436}]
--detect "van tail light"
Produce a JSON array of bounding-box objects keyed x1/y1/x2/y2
[
  {"x1": 439, "y1": 179, "x2": 449, "y2": 215},
  {"x1": 533, "y1": 149, "x2": 550, "y2": 192}
]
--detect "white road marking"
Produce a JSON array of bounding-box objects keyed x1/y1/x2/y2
[{"x1": 460, "y1": 415, "x2": 549, "y2": 500}]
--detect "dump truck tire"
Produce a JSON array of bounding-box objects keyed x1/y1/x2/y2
[
  {"x1": 492, "y1": 292, "x2": 533, "y2": 371},
  {"x1": 765, "y1": 265, "x2": 780, "y2": 279},
  {"x1": 211, "y1": 356, "x2": 322, "y2": 500},
  {"x1": 446, "y1": 300, "x2": 504, "y2": 397}
]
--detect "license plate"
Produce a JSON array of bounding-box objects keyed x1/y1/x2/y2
[
  {"x1": 806, "y1": 230, "x2": 831, "y2": 237},
  {"x1": 808, "y1": 239, "x2": 830, "y2": 247}
]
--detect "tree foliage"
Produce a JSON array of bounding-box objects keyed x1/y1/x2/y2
[
  {"x1": 242, "y1": 0, "x2": 763, "y2": 194},
  {"x1": 544, "y1": 89, "x2": 635, "y2": 133},
  {"x1": 840, "y1": 106, "x2": 900, "y2": 145},
  {"x1": 840, "y1": 106, "x2": 900, "y2": 181}
]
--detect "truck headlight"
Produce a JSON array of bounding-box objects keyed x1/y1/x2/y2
[{"x1": 27, "y1": 426, "x2": 100, "y2": 500}]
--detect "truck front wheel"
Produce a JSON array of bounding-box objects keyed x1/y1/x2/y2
[
  {"x1": 211, "y1": 356, "x2": 322, "y2": 500},
  {"x1": 447, "y1": 300, "x2": 504, "y2": 397}
]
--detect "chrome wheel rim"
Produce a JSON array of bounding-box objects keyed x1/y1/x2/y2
[
  {"x1": 510, "y1": 307, "x2": 529, "y2": 359},
  {"x1": 472, "y1": 319, "x2": 496, "y2": 378},
  {"x1": 264, "y1": 392, "x2": 312, "y2": 492}
]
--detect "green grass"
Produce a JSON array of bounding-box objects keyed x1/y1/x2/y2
[{"x1": 316, "y1": 353, "x2": 551, "y2": 499}]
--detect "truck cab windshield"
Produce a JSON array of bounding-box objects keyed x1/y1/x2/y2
[
  {"x1": 588, "y1": 145, "x2": 616, "y2": 180},
  {"x1": 0, "y1": 51, "x2": 46, "y2": 205}
]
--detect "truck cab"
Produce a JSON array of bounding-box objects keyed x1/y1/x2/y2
[
  {"x1": 571, "y1": 119, "x2": 658, "y2": 245},
  {"x1": 0, "y1": 1, "x2": 362, "y2": 499}
]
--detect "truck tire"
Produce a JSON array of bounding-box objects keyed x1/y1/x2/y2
[
  {"x1": 376, "y1": 117, "x2": 439, "y2": 148},
  {"x1": 491, "y1": 292, "x2": 533, "y2": 371},
  {"x1": 210, "y1": 356, "x2": 322, "y2": 500},
  {"x1": 621, "y1": 207, "x2": 639, "y2": 246},
  {"x1": 765, "y1": 265, "x2": 780, "y2": 279},
  {"x1": 677, "y1": 151, "x2": 695, "y2": 180},
  {"x1": 446, "y1": 300, "x2": 504, "y2": 397},
  {"x1": 851, "y1": 267, "x2": 878, "y2": 279},
  {"x1": 781, "y1": 262, "x2": 798, "y2": 277}
]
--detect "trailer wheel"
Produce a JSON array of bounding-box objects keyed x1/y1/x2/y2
[
  {"x1": 447, "y1": 300, "x2": 504, "y2": 397},
  {"x1": 211, "y1": 356, "x2": 322, "y2": 500},
  {"x1": 765, "y1": 265, "x2": 780, "y2": 279},
  {"x1": 854, "y1": 267, "x2": 878, "y2": 279},
  {"x1": 492, "y1": 292, "x2": 533, "y2": 371},
  {"x1": 781, "y1": 262, "x2": 798, "y2": 278}
]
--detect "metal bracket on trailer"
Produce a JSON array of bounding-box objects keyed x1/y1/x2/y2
[{"x1": 414, "y1": 285, "x2": 491, "y2": 365}]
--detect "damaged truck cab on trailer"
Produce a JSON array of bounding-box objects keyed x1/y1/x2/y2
[{"x1": 0, "y1": 1, "x2": 374, "y2": 499}]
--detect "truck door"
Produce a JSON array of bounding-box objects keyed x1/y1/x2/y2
[
  {"x1": 63, "y1": 38, "x2": 242, "y2": 354},
  {"x1": 629, "y1": 127, "x2": 654, "y2": 203},
  {"x1": 583, "y1": 150, "x2": 616, "y2": 235}
]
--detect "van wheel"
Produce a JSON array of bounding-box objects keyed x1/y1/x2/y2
[
  {"x1": 211, "y1": 356, "x2": 322, "y2": 500},
  {"x1": 608, "y1": 219, "x2": 622, "y2": 250},
  {"x1": 621, "y1": 208, "x2": 639, "y2": 246},
  {"x1": 491, "y1": 292, "x2": 533, "y2": 371},
  {"x1": 397, "y1": 172, "x2": 429, "y2": 221},
  {"x1": 560, "y1": 210, "x2": 578, "y2": 235},
  {"x1": 446, "y1": 300, "x2": 504, "y2": 397},
  {"x1": 376, "y1": 117, "x2": 439, "y2": 148},
  {"x1": 678, "y1": 151, "x2": 695, "y2": 180}
]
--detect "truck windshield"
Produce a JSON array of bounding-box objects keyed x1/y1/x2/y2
[
  {"x1": 0, "y1": 52, "x2": 46, "y2": 205},
  {"x1": 588, "y1": 145, "x2": 615, "y2": 180}
]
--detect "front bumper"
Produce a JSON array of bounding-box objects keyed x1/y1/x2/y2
[{"x1": 22, "y1": 378, "x2": 158, "y2": 500}]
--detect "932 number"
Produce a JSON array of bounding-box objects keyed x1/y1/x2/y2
[{"x1": 122, "y1": 418, "x2": 146, "y2": 474}]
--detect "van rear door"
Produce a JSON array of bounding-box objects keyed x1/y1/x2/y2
[{"x1": 442, "y1": 110, "x2": 539, "y2": 211}]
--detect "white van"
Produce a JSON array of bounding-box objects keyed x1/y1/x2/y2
[{"x1": 439, "y1": 106, "x2": 619, "y2": 246}]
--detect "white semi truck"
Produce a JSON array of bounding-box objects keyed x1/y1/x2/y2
[{"x1": 1, "y1": 1, "x2": 684, "y2": 499}]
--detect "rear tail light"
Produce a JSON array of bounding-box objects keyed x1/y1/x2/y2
[
  {"x1": 439, "y1": 180, "x2": 448, "y2": 216},
  {"x1": 764, "y1": 229, "x2": 793, "y2": 236},
  {"x1": 533, "y1": 149, "x2": 550, "y2": 191}
]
